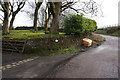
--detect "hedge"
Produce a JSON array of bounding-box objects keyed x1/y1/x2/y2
[{"x1": 64, "y1": 14, "x2": 97, "y2": 35}]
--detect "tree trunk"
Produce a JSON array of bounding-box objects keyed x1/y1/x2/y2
[
  {"x1": 44, "y1": 4, "x2": 51, "y2": 31},
  {"x1": 9, "y1": 14, "x2": 15, "y2": 30},
  {"x1": 44, "y1": 14, "x2": 51, "y2": 31},
  {"x1": 33, "y1": 2, "x2": 42, "y2": 31},
  {"x1": 33, "y1": 8, "x2": 39, "y2": 31},
  {"x1": 3, "y1": 2, "x2": 9, "y2": 34},
  {"x1": 50, "y1": 14, "x2": 60, "y2": 34},
  {"x1": 50, "y1": 2, "x2": 62, "y2": 34},
  {"x1": 3, "y1": 12, "x2": 9, "y2": 34},
  {"x1": 44, "y1": 9, "x2": 48, "y2": 31},
  {"x1": 9, "y1": 1, "x2": 26, "y2": 30}
]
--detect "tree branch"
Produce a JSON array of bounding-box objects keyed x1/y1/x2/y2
[
  {"x1": 61, "y1": 2, "x2": 73, "y2": 8},
  {"x1": 0, "y1": 8, "x2": 4, "y2": 12},
  {"x1": 0, "y1": 17, "x2": 3, "y2": 22},
  {"x1": 0, "y1": 14, "x2": 4, "y2": 18}
]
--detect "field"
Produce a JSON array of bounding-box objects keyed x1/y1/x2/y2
[{"x1": 3, "y1": 30, "x2": 64, "y2": 40}]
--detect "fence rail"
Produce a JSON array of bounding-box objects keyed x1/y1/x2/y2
[{"x1": 2, "y1": 40, "x2": 27, "y2": 53}]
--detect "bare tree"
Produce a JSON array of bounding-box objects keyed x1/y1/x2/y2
[
  {"x1": 23, "y1": 0, "x2": 43, "y2": 30},
  {"x1": 48, "y1": 0, "x2": 101, "y2": 34},
  {"x1": 33, "y1": 0, "x2": 43, "y2": 31},
  {"x1": 39, "y1": 6, "x2": 45, "y2": 27},
  {"x1": 0, "y1": 6, "x2": 4, "y2": 23},
  {"x1": 9, "y1": 0, "x2": 26, "y2": 30},
  {"x1": 49, "y1": 2, "x2": 62, "y2": 34},
  {"x1": 61, "y1": 0, "x2": 100, "y2": 16},
  {"x1": 22, "y1": 0, "x2": 101, "y2": 33},
  {"x1": 22, "y1": 2, "x2": 35, "y2": 20},
  {"x1": 44, "y1": 2, "x2": 51, "y2": 31},
  {"x1": 0, "y1": 0, "x2": 9, "y2": 34},
  {"x1": 48, "y1": 1, "x2": 80, "y2": 34}
]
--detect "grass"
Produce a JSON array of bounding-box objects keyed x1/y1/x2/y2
[
  {"x1": 13, "y1": 46, "x2": 85, "y2": 57},
  {"x1": 3, "y1": 46, "x2": 85, "y2": 57},
  {"x1": 89, "y1": 34, "x2": 106, "y2": 46},
  {"x1": 95, "y1": 29, "x2": 120, "y2": 37},
  {"x1": 6, "y1": 33, "x2": 105, "y2": 57},
  {"x1": 27, "y1": 34, "x2": 105, "y2": 57},
  {"x1": 45, "y1": 47, "x2": 85, "y2": 56},
  {"x1": 2, "y1": 30, "x2": 65, "y2": 40},
  {"x1": 2, "y1": 30, "x2": 105, "y2": 57},
  {"x1": 95, "y1": 30, "x2": 107, "y2": 34}
]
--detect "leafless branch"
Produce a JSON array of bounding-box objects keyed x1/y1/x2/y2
[
  {"x1": 62, "y1": 0, "x2": 101, "y2": 16},
  {"x1": 0, "y1": 8, "x2": 4, "y2": 12},
  {"x1": 0, "y1": 14, "x2": 3, "y2": 18},
  {"x1": 0, "y1": 17, "x2": 3, "y2": 22}
]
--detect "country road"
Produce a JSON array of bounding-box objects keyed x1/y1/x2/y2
[
  {"x1": 46, "y1": 35, "x2": 119, "y2": 78},
  {"x1": 2, "y1": 35, "x2": 119, "y2": 78}
]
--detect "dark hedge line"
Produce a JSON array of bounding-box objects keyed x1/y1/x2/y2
[{"x1": 15, "y1": 27, "x2": 50, "y2": 30}]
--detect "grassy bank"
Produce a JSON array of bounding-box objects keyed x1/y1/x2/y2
[
  {"x1": 95, "y1": 26, "x2": 120, "y2": 37},
  {"x1": 2, "y1": 30, "x2": 64, "y2": 40},
  {"x1": 28, "y1": 34, "x2": 105, "y2": 57},
  {"x1": 3, "y1": 30, "x2": 105, "y2": 57},
  {"x1": 3, "y1": 33, "x2": 105, "y2": 57}
]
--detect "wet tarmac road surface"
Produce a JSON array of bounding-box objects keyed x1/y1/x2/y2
[{"x1": 46, "y1": 35, "x2": 118, "y2": 78}]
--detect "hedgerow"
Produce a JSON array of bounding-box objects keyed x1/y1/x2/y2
[{"x1": 64, "y1": 14, "x2": 97, "y2": 35}]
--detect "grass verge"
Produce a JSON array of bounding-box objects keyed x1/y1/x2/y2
[
  {"x1": 3, "y1": 34, "x2": 105, "y2": 57},
  {"x1": 28, "y1": 46, "x2": 85, "y2": 57}
]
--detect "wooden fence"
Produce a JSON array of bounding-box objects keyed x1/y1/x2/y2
[{"x1": 2, "y1": 40, "x2": 27, "y2": 53}]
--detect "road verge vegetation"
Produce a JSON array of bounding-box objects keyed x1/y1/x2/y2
[
  {"x1": 2, "y1": 14, "x2": 105, "y2": 56},
  {"x1": 95, "y1": 26, "x2": 120, "y2": 37}
]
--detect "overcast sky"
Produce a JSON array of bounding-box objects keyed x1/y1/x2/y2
[
  {"x1": 0, "y1": 0, "x2": 120, "y2": 28},
  {"x1": 90, "y1": 0, "x2": 119, "y2": 28}
]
